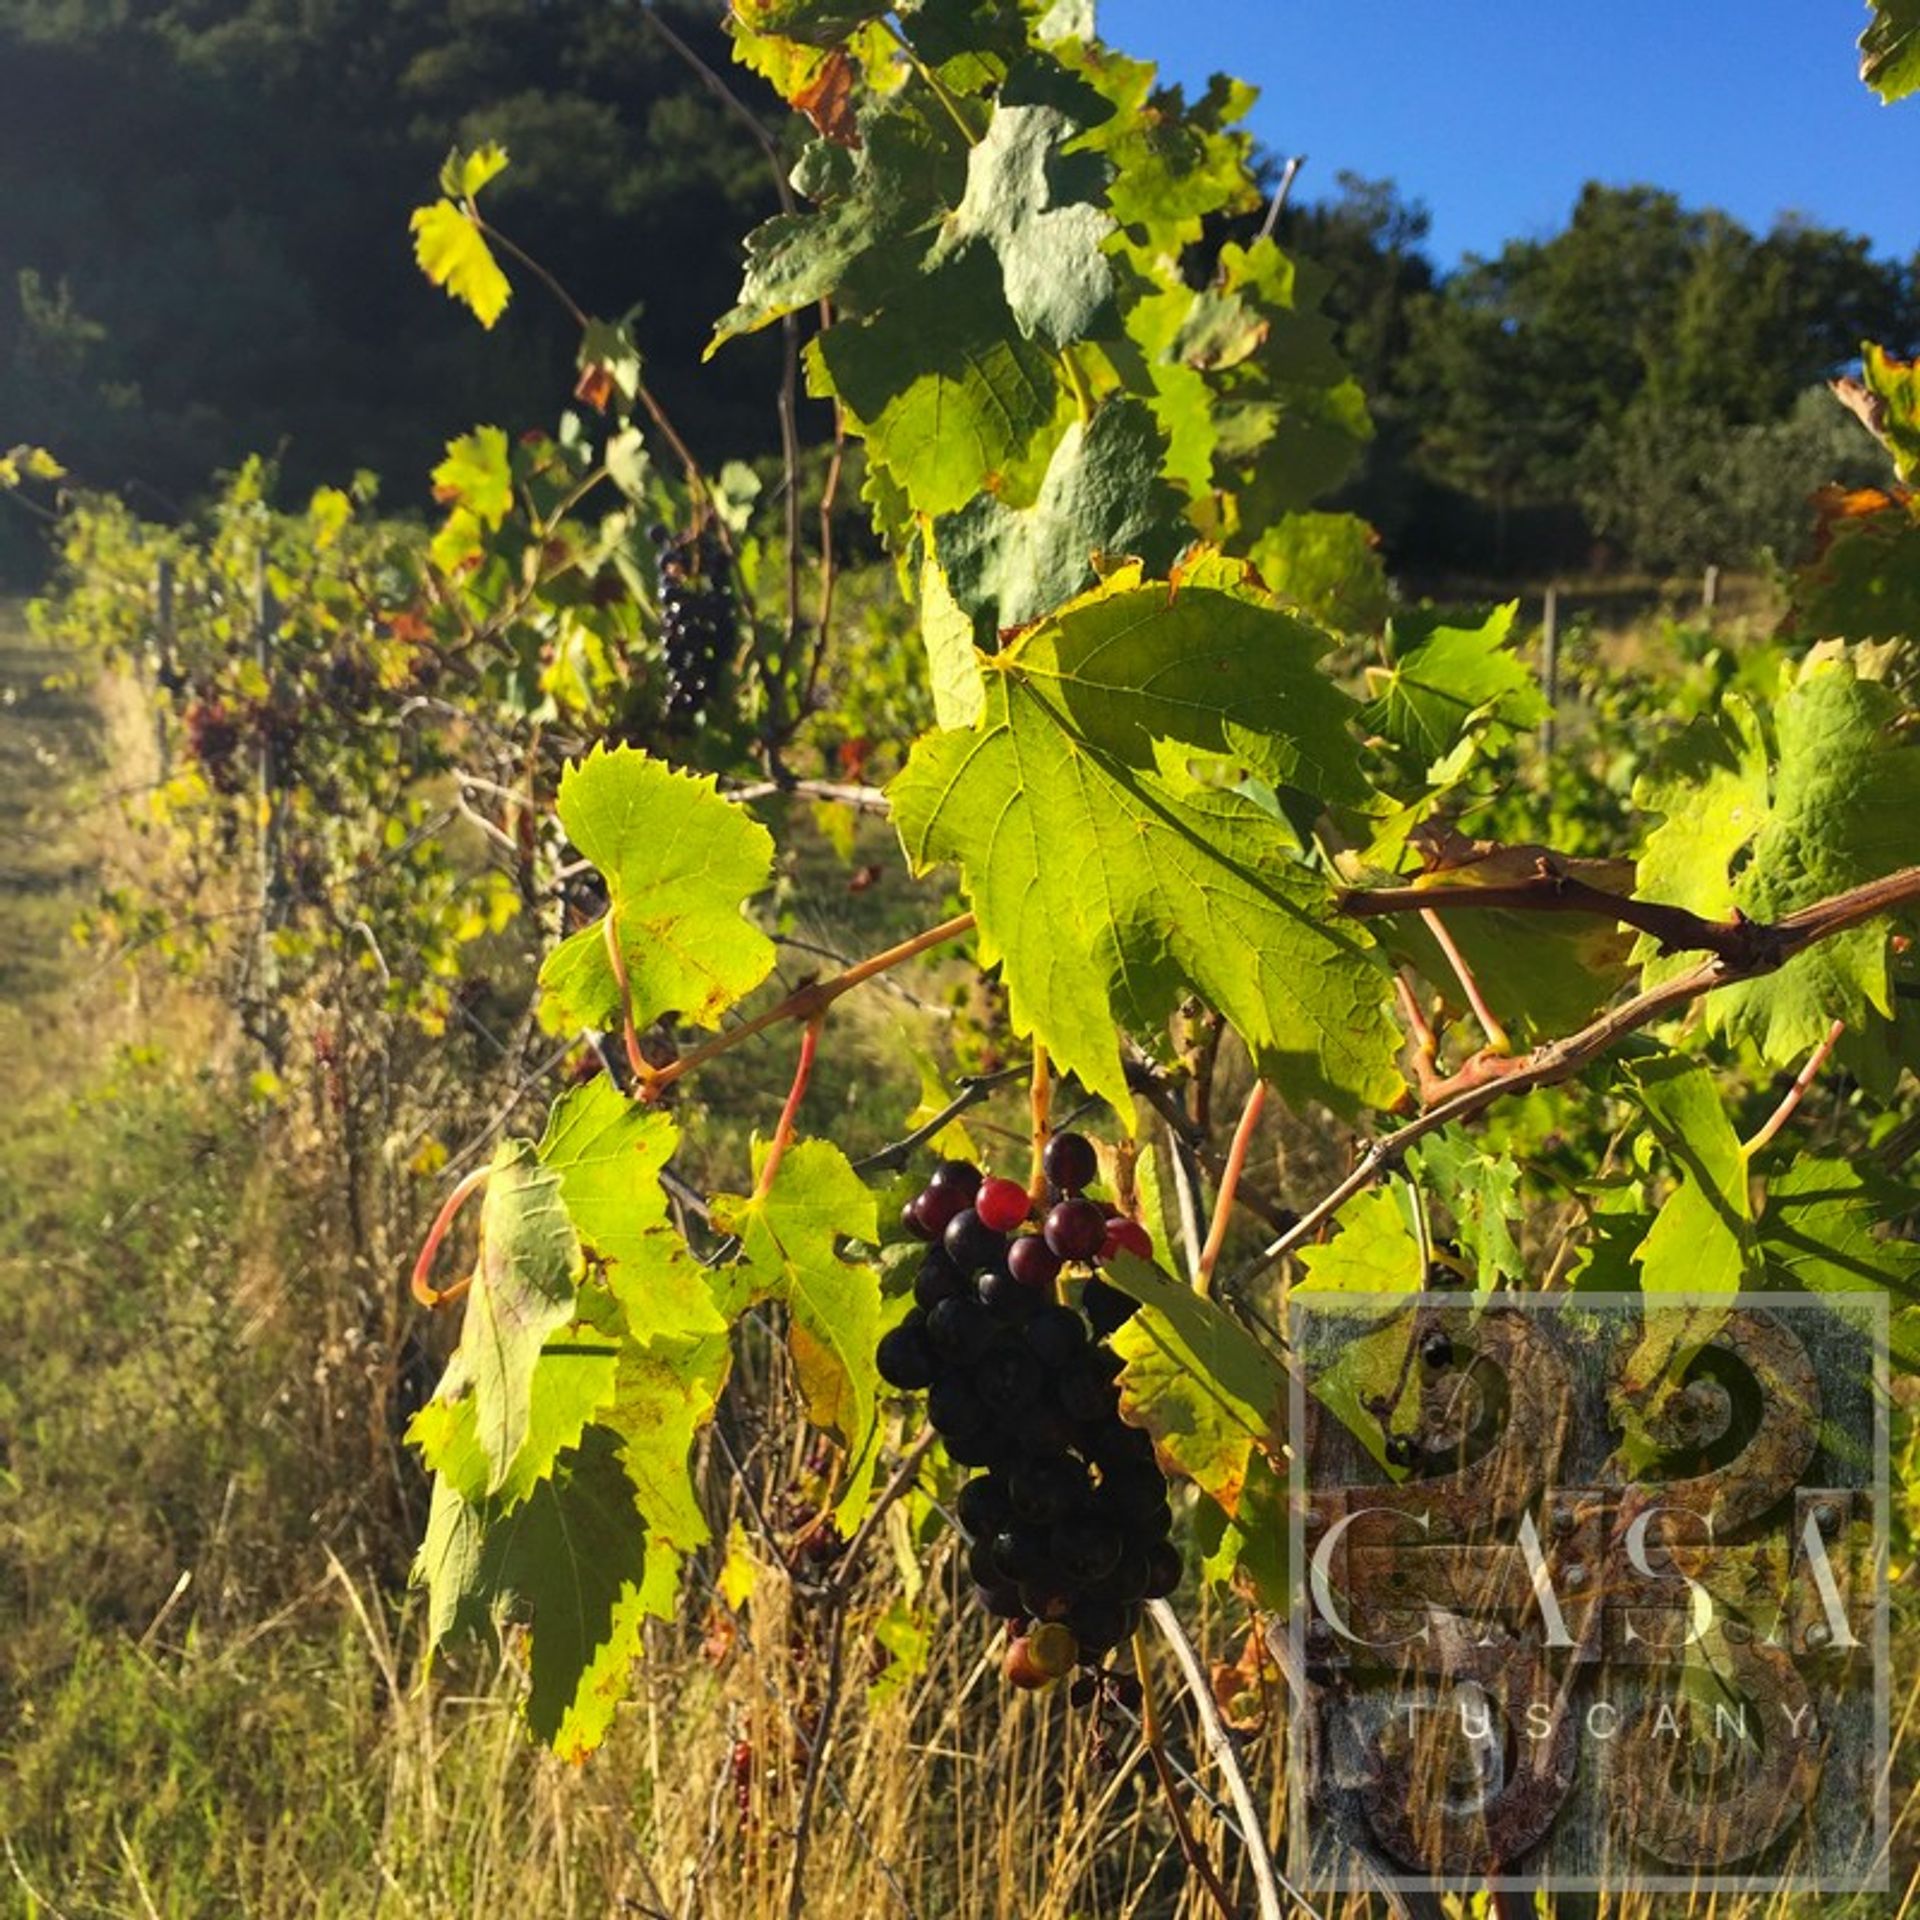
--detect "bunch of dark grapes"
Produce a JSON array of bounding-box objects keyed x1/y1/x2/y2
[
  {"x1": 875, "y1": 1131, "x2": 1180, "y2": 1692},
  {"x1": 183, "y1": 696, "x2": 245, "y2": 794},
  {"x1": 651, "y1": 522, "x2": 735, "y2": 727}
]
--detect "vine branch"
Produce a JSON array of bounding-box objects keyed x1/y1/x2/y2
[
  {"x1": 1339, "y1": 859, "x2": 1802, "y2": 968},
  {"x1": 1233, "y1": 863, "x2": 1920, "y2": 1290}
]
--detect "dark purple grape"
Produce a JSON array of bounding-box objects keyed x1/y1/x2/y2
[
  {"x1": 943, "y1": 1207, "x2": 1007, "y2": 1274},
  {"x1": 946, "y1": 1423, "x2": 1011, "y2": 1468},
  {"x1": 1008, "y1": 1234, "x2": 1063, "y2": 1291},
  {"x1": 967, "y1": 1536, "x2": 1004, "y2": 1587},
  {"x1": 900, "y1": 1198, "x2": 932, "y2": 1242},
  {"x1": 914, "y1": 1249, "x2": 968, "y2": 1311},
  {"x1": 990, "y1": 1527, "x2": 1051, "y2": 1582},
  {"x1": 1043, "y1": 1132, "x2": 1099, "y2": 1195},
  {"x1": 1422, "y1": 1332, "x2": 1454, "y2": 1369},
  {"x1": 1081, "y1": 1275, "x2": 1138, "y2": 1337},
  {"x1": 912, "y1": 1183, "x2": 969, "y2": 1240},
  {"x1": 1024, "y1": 1305, "x2": 1087, "y2": 1368},
  {"x1": 1057, "y1": 1363, "x2": 1119, "y2": 1425},
  {"x1": 876, "y1": 1320, "x2": 935, "y2": 1390},
  {"x1": 1142, "y1": 1540, "x2": 1182, "y2": 1598},
  {"x1": 974, "y1": 1580, "x2": 1025, "y2": 1619},
  {"x1": 1102, "y1": 1546, "x2": 1151, "y2": 1603},
  {"x1": 1067, "y1": 1594, "x2": 1130, "y2": 1655},
  {"x1": 1009, "y1": 1455, "x2": 1088, "y2": 1526},
  {"x1": 927, "y1": 1375, "x2": 984, "y2": 1439},
  {"x1": 1043, "y1": 1198, "x2": 1108, "y2": 1262},
  {"x1": 926, "y1": 1296, "x2": 995, "y2": 1365},
  {"x1": 1053, "y1": 1515, "x2": 1123, "y2": 1585},
  {"x1": 927, "y1": 1159, "x2": 983, "y2": 1200},
  {"x1": 956, "y1": 1474, "x2": 1011, "y2": 1538},
  {"x1": 1069, "y1": 1672, "x2": 1099, "y2": 1708},
  {"x1": 1014, "y1": 1402, "x2": 1078, "y2": 1456},
  {"x1": 977, "y1": 1267, "x2": 1042, "y2": 1321},
  {"x1": 975, "y1": 1346, "x2": 1043, "y2": 1411}
]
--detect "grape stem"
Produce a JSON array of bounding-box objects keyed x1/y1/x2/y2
[
  {"x1": 601, "y1": 908, "x2": 650, "y2": 1082},
  {"x1": 1419, "y1": 906, "x2": 1512, "y2": 1055},
  {"x1": 1742, "y1": 1016, "x2": 1845, "y2": 1159},
  {"x1": 1027, "y1": 1039, "x2": 1052, "y2": 1204},
  {"x1": 635, "y1": 912, "x2": 977, "y2": 1100},
  {"x1": 409, "y1": 1163, "x2": 491, "y2": 1307},
  {"x1": 1130, "y1": 1626, "x2": 1240, "y2": 1920},
  {"x1": 1195, "y1": 1080, "x2": 1267, "y2": 1298},
  {"x1": 1230, "y1": 862, "x2": 1920, "y2": 1291},
  {"x1": 754, "y1": 1012, "x2": 827, "y2": 1198}
]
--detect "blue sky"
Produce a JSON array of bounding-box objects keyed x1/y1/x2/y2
[{"x1": 1098, "y1": 0, "x2": 1918, "y2": 268}]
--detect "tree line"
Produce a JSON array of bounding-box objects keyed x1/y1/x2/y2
[{"x1": 3, "y1": 0, "x2": 1914, "y2": 583}]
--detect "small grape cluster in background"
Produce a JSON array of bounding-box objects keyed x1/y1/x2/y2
[
  {"x1": 875, "y1": 1133, "x2": 1181, "y2": 1699},
  {"x1": 650, "y1": 522, "x2": 735, "y2": 726}
]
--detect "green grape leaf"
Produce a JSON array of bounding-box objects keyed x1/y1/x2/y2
[
  {"x1": 807, "y1": 249, "x2": 1062, "y2": 518},
  {"x1": 1360, "y1": 604, "x2": 1545, "y2": 777},
  {"x1": 1568, "y1": 1200, "x2": 1658, "y2": 1293},
  {"x1": 539, "y1": 746, "x2": 776, "y2": 1036},
  {"x1": 1862, "y1": 0, "x2": 1920, "y2": 101},
  {"x1": 537, "y1": 1081, "x2": 736, "y2": 1550},
  {"x1": 537, "y1": 1081, "x2": 688, "y2": 1302},
  {"x1": 1067, "y1": 50, "x2": 1259, "y2": 257},
  {"x1": 988, "y1": 559, "x2": 1369, "y2": 802},
  {"x1": 1192, "y1": 1450, "x2": 1288, "y2": 1610},
  {"x1": 438, "y1": 142, "x2": 510, "y2": 200},
  {"x1": 712, "y1": 1139, "x2": 886, "y2": 1525},
  {"x1": 709, "y1": 114, "x2": 952, "y2": 352},
  {"x1": 931, "y1": 397, "x2": 1188, "y2": 632},
  {"x1": 1759, "y1": 1156, "x2": 1920, "y2": 1302},
  {"x1": 409, "y1": 1331, "x2": 618, "y2": 1510},
  {"x1": 1863, "y1": 343, "x2": 1920, "y2": 480},
  {"x1": 1246, "y1": 512, "x2": 1390, "y2": 633},
  {"x1": 1408, "y1": 1132, "x2": 1525, "y2": 1288},
  {"x1": 890, "y1": 622, "x2": 1401, "y2": 1122},
  {"x1": 933, "y1": 101, "x2": 1114, "y2": 347},
  {"x1": 417, "y1": 1426, "x2": 677, "y2": 1759},
  {"x1": 1624, "y1": 1057, "x2": 1756, "y2": 1294},
  {"x1": 431, "y1": 427, "x2": 513, "y2": 529},
  {"x1": 920, "y1": 550, "x2": 987, "y2": 726},
  {"x1": 1794, "y1": 487, "x2": 1920, "y2": 641},
  {"x1": 461, "y1": 1140, "x2": 584, "y2": 1491},
  {"x1": 410, "y1": 200, "x2": 511, "y2": 329},
  {"x1": 1104, "y1": 1253, "x2": 1285, "y2": 1517},
  {"x1": 1637, "y1": 653, "x2": 1920, "y2": 1062},
  {"x1": 1293, "y1": 1185, "x2": 1423, "y2": 1293}
]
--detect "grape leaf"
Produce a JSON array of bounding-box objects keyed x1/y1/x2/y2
[
  {"x1": 931, "y1": 396, "x2": 1188, "y2": 632},
  {"x1": 410, "y1": 200, "x2": 511, "y2": 330},
  {"x1": 919, "y1": 550, "x2": 986, "y2": 727},
  {"x1": 1863, "y1": 343, "x2": 1920, "y2": 480},
  {"x1": 987, "y1": 558, "x2": 1370, "y2": 803},
  {"x1": 807, "y1": 250, "x2": 1062, "y2": 518},
  {"x1": 708, "y1": 114, "x2": 953, "y2": 352},
  {"x1": 889, "y1": 640, "x2": 1401, "y2": 1122},
  {"x1": 933, "y1": 100, "x2": 1114, "y2": 347},
  {"x1": 1246, "y1": 512, "x2": 1390, "y2": 633},
  {"x1": 431, "y1": 427, "x2": 512, "y2": 529},
  {"x1": 1759, "y1": 1156, "x2": 1920, "y2": 1302},
  {"x1": 1794, "y1": 488, "x2": 1920, "y2": 641},
  {"x1": 409, "y1": 1331, "x2": 618, "y2": 1509},
  {"x1": 1104, "y1": 1253, "x2": 1285, "y2": 1516},
  {"x1": 1293, "y1": 1185, "x2": 1422, "y2": 1293},
  {"x1": 462, "y1": 1140, "x2": 584, "y2": 1491},
  {"x1": 1360, "y1": 603, "x2": 1545, "y2": 778},
  {"x1": 1192, "y1": 1450, "x2": 1288, "y2": 1611},
  {"x1": 439, "y1": 142, "x2": 509, "y2": 200},
  {"x1": 417, "y1": 1426, "x2": 677, "y2": 1759},
  {"x1": 1638, "y1": 653, "x2": 1920, "y2": 1062},
  {"x1": 537, "y1": 1081, "x2": 736, "y2": 1549},
  {"x1": 711, "y1": 1139, "x2": 887, "y2": 1526},
  {"x1": 1408, "y1": 1131, "x2": 1525, "y2": 1288},
  {"x1": 539, "y1": 746, "x2": 777, "y2": 1036},
  {"x1": 1862, "y1": 0, "x2": 1920, "y2": 101},
  {"x1": 1624, "y1": 1057, "x2": 1755, "y2": 1294}
]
